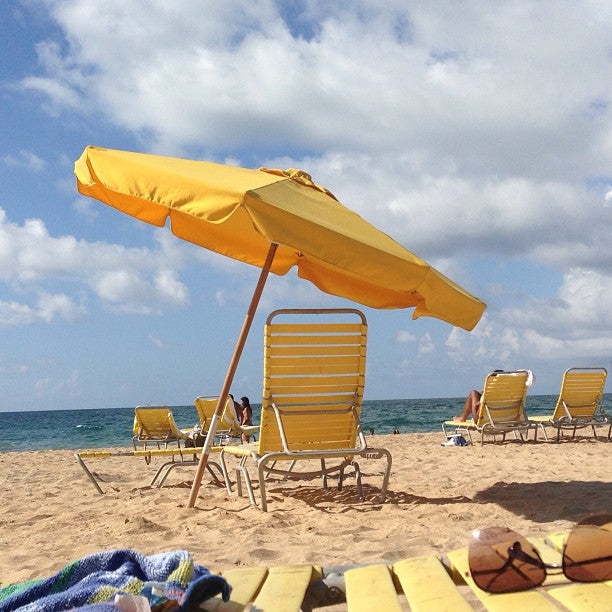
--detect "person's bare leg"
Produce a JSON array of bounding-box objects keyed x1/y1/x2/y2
[{"x1": 454, "y1": 390, "x2": 481, "y2": 421}]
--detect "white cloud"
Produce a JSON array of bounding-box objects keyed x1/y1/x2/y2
[
  {"x1": 72, "y1": 198, "x2": 99, "y2": 222},
  {"x1": 395, "y1": 330, "x2": 416, "y2": 344},
  {"x1": 148, "y1": 334, "x2": 167, "y2": 349},
  {"x1": 0, "y1": 208, "x2": 190, "y2": 321},
  {"x1": 89, "y1": 267, "x2": 189, "y2": 315},
  {"x1": 0, "y1": 293, "x2": 84, "y2": 327},
  {"x1": 34, "y1": 369, "x2": 80, "y2": 399},
  {"x1": 1, "y1": 150, "x2": 46, "y2": 172},
  {"x1": 20, "y1": 76, "x2": 83, "y2": 115},
  {"x1": 418, "y1": 332, "x2": 435, "y2": 355},
  {"x1": 446, "y1": 268, "x2": 612, "y2": 365},
  {"x1": 23, "y1": 2, "x2": 612, "y2": 177}
]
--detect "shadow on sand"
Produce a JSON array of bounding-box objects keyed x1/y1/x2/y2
[{"x1": 473, "y1": 480, "x2": 612, "y2": 523}]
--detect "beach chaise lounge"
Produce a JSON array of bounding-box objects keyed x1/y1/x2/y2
[
  {"x1": 132, "y1": 406, "x2": 192, "y2": 450},
  {"x1": 442, "y1": 370, "x2": 537, "y2": 445},
  {"x1": 194, "y1": 395, "x2": 259, "y2": 444},
  {"x1": 220, "y1": 308, "x2": 392, "y2": 512},
  {"x1": 530, "y1": 367, "x2": 609, "y2": 441},
  {"x1": 75, "y1": 406, "x2": 223, "y2": 494},
  {"x1": 201, "y1": 523, "x2": 610, "y2": 611}
]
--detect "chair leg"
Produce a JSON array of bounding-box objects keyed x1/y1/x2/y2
[
  {"x1": 351, "y1": 460, "x2": 364, "y2": 501},
  {"x1": 150, "y1": 460, "x2": 176, "y2": 486},
  {"x1": 359, "y1": 448, "x2": 392, "y2": 504},
  {"x1": 235, "y1": 464, "x2": 244, "y2": 497},
  {"x1": 74, "y1": 453, "x2": 105, "y2": 495},
  {"x1": 375, "y1": 448, "x2": 392, "y2": 503},
  {"x1": 257, "y1": 460, "x2": 269, "y2": 512},
  {"x1": 320, "y1": 458, "x2": 328, "y2": 490},
  {"x1": 149, "y1": 461, "x2": 179, "y2": 487},
  {"x1": 237, "y1": 462, "x2": 258, "y2": 507},
  {"x1": 219, "y1": 452, "x2": 233, "y2": 495}
]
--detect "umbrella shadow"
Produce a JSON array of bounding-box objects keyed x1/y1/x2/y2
[{"x1": 473, "y1": 480, "x2": 612, "y2": 523}]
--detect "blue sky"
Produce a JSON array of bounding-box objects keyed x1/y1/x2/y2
[{"x1": 1, "y1": 1, "x2": 611, "y2": 412}]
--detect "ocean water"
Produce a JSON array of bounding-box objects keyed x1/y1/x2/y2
[{"x1": 2, "y1": 394, "x2": 610, "y2": 453}]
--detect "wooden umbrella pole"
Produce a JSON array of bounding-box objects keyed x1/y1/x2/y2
[{"x1": 188, "y1": 242, "x2": 279, "y2": 507}]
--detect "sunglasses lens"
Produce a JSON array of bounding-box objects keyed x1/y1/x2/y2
[
  {"x1": 469, "y1": 526, "x2": 546, "y2": 593},
  {"x1": 564, "y1": 513, "x2": 612, "y2": 583}
]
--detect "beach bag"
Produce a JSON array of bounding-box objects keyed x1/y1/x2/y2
[
  {"x1": 186, "y1": 425, "x2": 205, "y2": 448},
  {"x1": 441, "y1": 434, "x2": 469, "y2": 447}
]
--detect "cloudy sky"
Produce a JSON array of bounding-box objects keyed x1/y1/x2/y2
[{"x1": 1, "y1": 0, "x2": 611, "y2": 412}]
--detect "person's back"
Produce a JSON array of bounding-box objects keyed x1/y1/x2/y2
[{"x1": 240, "y1": 396, "x2": 253, "y2": 442}]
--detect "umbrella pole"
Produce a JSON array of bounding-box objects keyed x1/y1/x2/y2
[{"x1": 188, "y1": 242, "x2": 279, "y2": 507}]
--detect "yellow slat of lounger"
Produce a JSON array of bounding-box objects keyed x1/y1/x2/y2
[
  {"x1": 221, "y1": 442, "x2": 258, "y2": 457},
  {"x1": 77, "y1": 447, "x2": 223, "y2": 460},
  {"x1": 344, "y1": 564, "x2": 402, "y2": 612},
  {"x1": 250, "y1": 565, "x2": 315, "y2": 612},
  {"x1": 545, "y1": 531, "x2": 569, "y2": 552},
  {"x1": 446, "y1": 548, "x2": 559, "y2": 611},
  {"x1": 206, "y1": 566, "x2": 269, "y2": 610},
  {"x1": 546, "y1": 582, "x2": 612, "y2": 612},
  {"x1": 77, "y1": 451, "x2": 114, "y2": 459},
  {"x1": 392, "y1": 556, "x2": 472, "y2": 611},
  {"x1": 525, "y1": 537, "x2": 562, "y2": 570}
]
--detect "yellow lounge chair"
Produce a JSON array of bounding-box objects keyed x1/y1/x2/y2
[
  {"x1": 194, "y1": 395, "x2": 259, "y2": 444},
  {"x1": 442, "y1": 370, "x2": 538, "y2": 445},
  {"x1": 204, "y1": 525, "x2": 612, "y2": 611},
  {"x1": 132, "y1": 405, "x2": 192, "y2": 450},
  {"x1": 75, "y1": 406, "x2": 223, "y2": 494},
  {"x1": 220, "y1": 308, "x2": 392, "y2": 512},
  {"x1": 530, "y1": 367, "x2": 609, "y2": 441}
]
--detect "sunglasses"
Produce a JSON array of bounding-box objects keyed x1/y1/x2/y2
[{"x1": 468, "y1": 513, "x2": 612, "y2": 594}]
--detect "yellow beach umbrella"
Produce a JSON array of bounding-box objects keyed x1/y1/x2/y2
[{"x1": 75, "y1": 145, "x2": 486, "y2": 505}]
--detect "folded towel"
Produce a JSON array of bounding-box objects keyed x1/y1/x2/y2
[{"x1": 0, "y1": 549, "x2": 230, "y2": 612}]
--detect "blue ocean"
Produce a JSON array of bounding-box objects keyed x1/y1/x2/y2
[{"x1": 2, "y1": 394, "x2": 610, "y2": 452}]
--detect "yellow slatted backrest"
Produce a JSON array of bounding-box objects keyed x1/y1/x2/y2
[
  {"x1": 194, "y1": 396, "x2": 240, "y2": 432},
  {"x1": 194, "y1": 397, "x2": 217, "y2": 427},
  {"x1": 476, "y1": 371, "x2": 528, "y2": 426},
  {"x1": 259, "y1": 309, "x2": 367, "y2": 453},
  {"x1": 551, "y1": 367, "x2": 607, "y2": 420},
  {"x1": 133, "y1": 406, "x2": 180, "y2": 441}
]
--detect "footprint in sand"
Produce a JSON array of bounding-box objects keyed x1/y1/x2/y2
[
  {"x1": 125, "y1": 516, "x2": 167, "y2": 532},
  {"x1": 249, "y1": 548, "x2": 281, "y2": 561}
]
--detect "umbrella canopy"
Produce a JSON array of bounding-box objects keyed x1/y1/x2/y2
[
  {"x1": 75, "y1": 146, "x2": 485, "y2": 328},
  {"x1": 74, "y1": 145, "x2": 486, "y2": 506}
]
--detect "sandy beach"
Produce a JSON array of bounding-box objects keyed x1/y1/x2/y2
[{"x1": 1, "y1": 431, "x2": 610, "y2": 589}]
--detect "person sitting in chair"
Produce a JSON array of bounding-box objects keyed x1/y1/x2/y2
[{"x1": 453, "y1": 369, "x2": 534, "y2": 422}]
